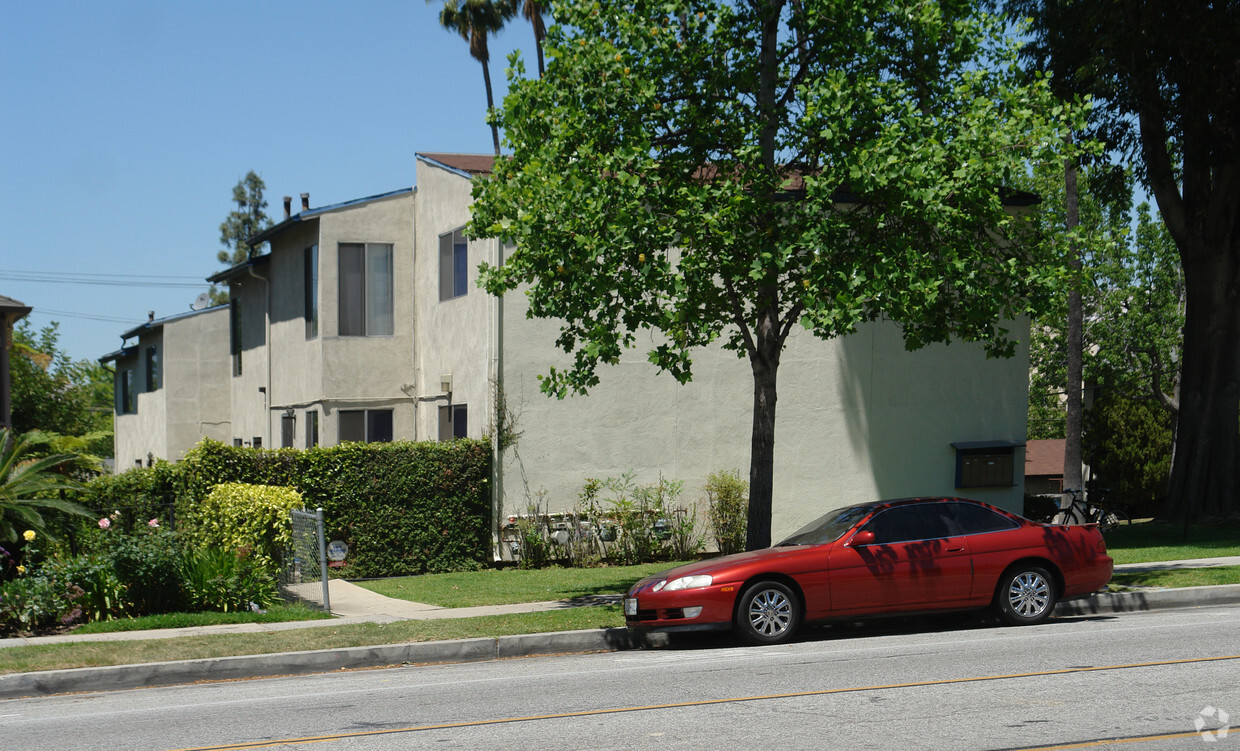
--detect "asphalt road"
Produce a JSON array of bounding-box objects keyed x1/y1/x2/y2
[{"x1": 6, "y1": 605, "x2": 1239, "y2": 751}]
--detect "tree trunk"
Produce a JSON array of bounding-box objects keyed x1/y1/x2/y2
[
  {"x1": 746, "y1": 311, "x2": 781, "y2": 551},
  {"x1": 1063, "y1": 154, "x2": 1084, "y2": 495},
  {"x1": 1165, "y1": 244, "x2": 1240, "y2": 520},
  {"x1": 482, "y1": 58, "x2": 501, "y2": 156}
]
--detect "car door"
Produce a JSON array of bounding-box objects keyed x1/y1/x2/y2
[{"x1": 828, "y1": 502, "x2": 973, "y2": 614}]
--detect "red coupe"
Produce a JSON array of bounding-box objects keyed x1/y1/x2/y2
[{"x1": 624, "y1": 497, "x2": 1113, "y2": 644}]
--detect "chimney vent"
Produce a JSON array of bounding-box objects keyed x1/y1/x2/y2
[
  {"x1": 301, "y1": 193, "x2": 310, "y2": 211},
  {"x1": 148, "y1": 310, "x2": 155, "y2": 323},
  {"x1": 283, "y1": 196, "x2": 292, "y2": 219}
]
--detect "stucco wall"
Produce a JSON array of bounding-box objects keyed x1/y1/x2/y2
[
  {"x1": 111, "y1": 306, "x2": 230, "y2": 469},
  {"x1": 257, "y1": 192, "x2": 416, "y2": 448},
  {"x1": 412, "y1": 160, "x2": 497, "y2": 442}
]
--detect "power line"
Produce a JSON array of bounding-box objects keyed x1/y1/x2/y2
[
  {"x1": 0, "y1": 268, "x2": 208, "y2": 288},
  {"x1": 28, "y1": 308, "x2": 146, "y2": 324}
]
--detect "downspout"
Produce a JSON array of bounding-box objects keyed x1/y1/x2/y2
[
  {"x1": 492, "y1": 238, "x2": 505, "y2": 561},
  {"x1": 248, "y1": 265, "x2": 272, "y2": 449}
]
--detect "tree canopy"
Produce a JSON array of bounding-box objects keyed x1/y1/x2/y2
[
  {"x1": 1004, "y1": 0, "x2": 1240, "y2": 520},
  {"x1": 10, "y1": 320, "x2": 112, "y2": 457},
  {"x1": 210, "y1": 171, "x2": 272, "y2": 305},
  {"x1": 471, "y1": 0, "x2": 1081, "y2": 547}
]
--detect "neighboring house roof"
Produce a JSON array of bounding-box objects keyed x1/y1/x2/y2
[
  {"x1": 206, "y1": 251, "x2": 272, "y2": 285},
  {"x1": 0, "y1": 294, "x2": 32, "y2": 319},
  {"x1": 243, "y1": 187, "x2": 414, "y2": 248},
  {"x1": 1025, "y1": 438, "x2": 1066, "y2": 477},
  {"x1": 417, "y1": 153, "x2": 495, "y2": 177},
  {"x1": 118, "y1": 304, "x2": 228, "y2": 341},
  {"x1": 99, "y1": 345, "x2": 138, "y2": 364}
]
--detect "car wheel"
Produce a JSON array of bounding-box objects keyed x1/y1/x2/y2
[
  {"x1": 995, "y1": 565, "x2": 1057, "y2": 626},
  {"x1": 735, "y1": 581, "x2": 801, "y2": 645}
]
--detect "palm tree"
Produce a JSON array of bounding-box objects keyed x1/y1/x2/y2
[
  {"x1": 521, "y1": 0, "x2": 546, "y2": 78},
  {"x1": 434, "y1": 0, "x2": 516, "y2": 155},
  {"x1": 0, "y1": 428, "x2": 91, "y2": 542}
]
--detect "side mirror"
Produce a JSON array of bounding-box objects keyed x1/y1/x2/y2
[{"x1": 850, "y1": 530, "x2": 875, "y2": 546}]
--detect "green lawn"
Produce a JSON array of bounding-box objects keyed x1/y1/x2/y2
[
  {"x1": 354, "y1": 561, "x2": 689, "y2": 607},
  {"x1": 1109, "y1": 565, "x2": 1240, "y2": 590},
  {"x1": 66, "y1": 603, "x2": 331, "y2": 635},
  {"x1": 1103, "y1": 521, "x2": 1240, "y2": 565}
]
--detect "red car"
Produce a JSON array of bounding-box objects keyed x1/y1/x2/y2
[{"x1": 624, "y1": 497, "x2": 1113, "y2": 645}]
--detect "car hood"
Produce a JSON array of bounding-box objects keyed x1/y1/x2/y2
[{"x1": 632, "y1": 546, "x2": 813, "y2": 589}]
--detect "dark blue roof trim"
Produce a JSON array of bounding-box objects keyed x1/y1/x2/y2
[{"x1": 119, "y1": 303, "x2": 228, "y2": 340}]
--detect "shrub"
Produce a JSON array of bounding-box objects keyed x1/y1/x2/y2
[
  {"x1": 42, "y1": 554, "x2": 126, "y2": 622},
  {"x1": 705, "y1": 469, "x2": 749, "y2": 555},
  {"x1": 0, "y1": 569, "x2": 86, "y2": 635},
  {"x1": 107, "y1": 529, "x2": 184, "y2": 615},
  {"x1": 185, "y1": 483, "x2": 302, "y2": 576},
  {"x1": 180, "y1": 548, "x2": 277, "y2": 613}
]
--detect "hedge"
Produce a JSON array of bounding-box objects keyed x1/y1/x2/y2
[{"x1": 77, "y1": 439, "x2": 492, "y2": 577}]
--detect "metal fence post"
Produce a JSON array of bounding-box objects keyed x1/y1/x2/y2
[{"x1": 316, "y1": 507, "x2": 330, "y2": 613}]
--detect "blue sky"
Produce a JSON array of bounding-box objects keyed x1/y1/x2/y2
[{"x1": 1, "y1": 1, "x2": 534, "y2": 362}]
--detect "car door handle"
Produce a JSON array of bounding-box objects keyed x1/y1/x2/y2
[{"x1": 946, "y1": 547, "x2": 965, "y2": 553}]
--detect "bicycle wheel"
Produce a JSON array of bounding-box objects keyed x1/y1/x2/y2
[
  {"x1": 1097, "y1": 507, "x2": 1130, "y2": 531},
  {"x1": 1052, "y1": 507, "x2": 1084, "y2": 525}
]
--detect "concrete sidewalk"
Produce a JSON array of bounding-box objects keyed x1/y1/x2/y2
[{"x1": 2, "y1": 557, "x2": 1238, "y2": 699}]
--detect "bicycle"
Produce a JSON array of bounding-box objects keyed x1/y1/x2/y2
[{"x1": 1051, "y1": 487, "x2": 1131, "y2": 531}]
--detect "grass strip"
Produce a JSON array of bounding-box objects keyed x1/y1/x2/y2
[
  {"x1": 1104, "y1": 521, "x2": 1240, "y2": 564},
  {"x1": 0, "y1": 606, "x2": 625, "y2": 676},
  {"x1": 1109, "y1": 565, "x2": 1240, "y2": 590},
  {"x1": 355, "y1": 561, "x2": 689, "y2": 607}
]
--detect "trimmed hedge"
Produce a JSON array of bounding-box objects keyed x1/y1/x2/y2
[{"x1": 77, "y1": 439, "x2": 492, "y2": 578}]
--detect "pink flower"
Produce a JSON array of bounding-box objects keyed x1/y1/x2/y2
[
  {"x1": 98, "y1": 518, "x2": 111, "y2": 530},
  {"x1": 148, "y1": 519, "x2": 160, "y2": 528}
]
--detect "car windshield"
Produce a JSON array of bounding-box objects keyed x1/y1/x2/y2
[{"x1": 776, "y1": 504, "x2": 877, "y2": 546}]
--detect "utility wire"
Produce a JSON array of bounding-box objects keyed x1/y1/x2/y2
[{"x1": 0, "y1": 268, "x2": 208, "y2": 288}]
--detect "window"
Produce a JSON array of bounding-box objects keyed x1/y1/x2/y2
[
  {"x1": 947, "y1": 502, "x2": 1019, "y2": 535},
  {"x1": 119, "y1": 369, "x2": 134, "y2": 414},
  {"x1": 860, "y1": 504, "x2": 953, "y2": 545},
  {"x1": 230, "y1": 297, "x2": 242, "y2": 376},
  {"x1": 338, "y1": 409, "x2": 393, "y2": 443},
  {"x1": 281, "y1": 413, "x2": 296, "y2": 449},
  {"x1": 439, "y1": 228, "x2": 468, "y2": 301},
  {"x1": 952, "y1": 441, "x2": 1018, "y2": 488},
  {"x1": 144, "y1": 346, "x2": 159, "y2": 391},
  {"x1": 233, "y1": 438, "x2": 244, "y2": 448},
  {"x1": 338, "y1": 243, "x2": 394, "y2": 336},
  {"x1": 304, "y1": 244, "x2": 318, "y2": 339},
  {"x1": 306, "y1": 410, "x2": 319, "y2": 448},
  {"x1": 438, "y1": 404, "x2": 468, "y2": 441},
  {"x1": 252, "y1": 436, "x2": 262, "y2": 449}
]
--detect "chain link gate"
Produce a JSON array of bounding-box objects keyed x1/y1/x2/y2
[{"x1": 279, "y1": 507, "x2": 331, "y2": 612}]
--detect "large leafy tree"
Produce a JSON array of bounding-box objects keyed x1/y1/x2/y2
[
  {"x1": 1005, "y1": 0, "x2": 1240, "y2": 520},
  {"x1": 210, "y1": 171, "x2": 272, "y2": 305},
  {"x1": 10, "y1": 320, "x2": 112, "y2": 456},
  {"x1": 471, "y1": 0, "x2": 1080, "y2": 548},
  {"x1": 434, "y1": 0, "x2": 517, "y2": 156}
]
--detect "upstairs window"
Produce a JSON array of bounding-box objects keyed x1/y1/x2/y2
[
  {"x1": 304, "y1": 244, "x2": 318, "y2": 339},
  {"x1": 339, "y1": 243, "x2": 394, "y2": 336},
  {"x1": 119, "y1": 369, "x2": 135, "y2": 414},
  {"x1": 144, "y1": 346, "x2": 159, "y2": 391},
  {"x1": 229, "y1": 297, "x2": 242, "y2": 376},
  {"x1": 439, "y1": 228, "x2": 468, "y2": 301}
]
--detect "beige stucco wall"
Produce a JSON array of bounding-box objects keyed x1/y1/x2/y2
[
  {"x1": 411, "y1": 156, "x2": 1029, "y2": 544},
  {"x1": 255, "y1": 191, "x2": 416, "y2": 448},
  {"x1": 412, "y1": 160, "x2": 497, "y2": 442},
  {"x1": 111, "y1": 306, "x2": 230, "y2": 469}
]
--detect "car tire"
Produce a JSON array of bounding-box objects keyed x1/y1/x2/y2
[
  {"x1": 995, "y1": 565, "x2": 1057, "y2": 626},
  {"x1": 735, "y1": 581, "x2": 801, "y2": 645}
]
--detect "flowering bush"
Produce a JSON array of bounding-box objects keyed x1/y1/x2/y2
[{"x1": 0, "y1": 569, "x2": 86, "y2": 636}]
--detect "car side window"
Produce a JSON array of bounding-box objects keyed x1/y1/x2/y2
[
  {"x1": 862, "y1": 504, "x2": 953, "y2": 544},
  {"x1": 948, "y1": 502, "x2": 1020, "y2": 535}
]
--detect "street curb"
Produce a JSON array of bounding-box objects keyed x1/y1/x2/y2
[
  {"x1": 1054, "y1": 583, "x2": 1240, "y2": 616},
  {"x1": 3, "y1": 586, "x2": 1237, "y2": 700}
]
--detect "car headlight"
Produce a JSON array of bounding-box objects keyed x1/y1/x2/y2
[{"x1": 653, "y1": 574, "x2": 713, "y2": 592}]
